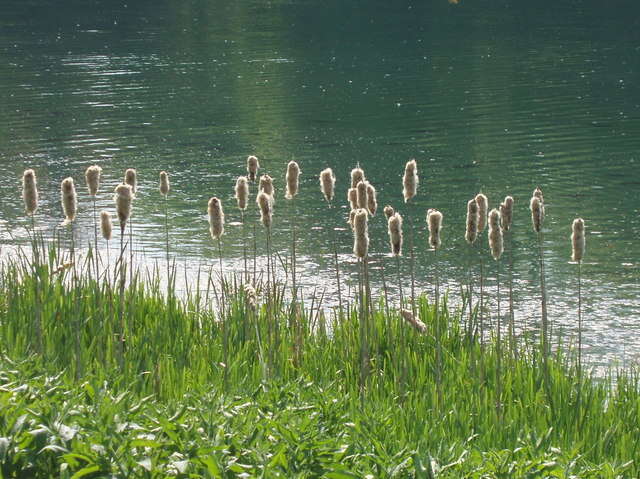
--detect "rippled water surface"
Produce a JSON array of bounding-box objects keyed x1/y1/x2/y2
[{"x1": 1, "y1": 0, "x2": 639, "y2": 369}]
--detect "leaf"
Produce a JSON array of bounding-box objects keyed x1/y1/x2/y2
[
  {"x1": 71, "y1": 465, "x2": 101, "y2": 479},
  {"x1": 325, "y1": 469, "x2": 360, "y2": 479},
  {"x1": 199, "y1": 455, "x2": 222, "y2": 477},
  {"x1": 0, "y1": 437, "x2": 9, "y2": 460}
]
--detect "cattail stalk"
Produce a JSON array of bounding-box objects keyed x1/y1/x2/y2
[
  {"x1": 100, "y1": 210, "x2": 113, "y2": 268},
  {"x1": 22, "y1": 169, "x2": 38, "y2": 217},
  {"x1": 235, "y1": 176, "x2": 249, "y2": 281},
  {"x1": 572, "y1": 218, "x2": 585, "y2": 376},
  {"x1": 465, "y1": 198, "x2": 479, "y2": 340},
  {"x1": 285, "y1": 161, "x2": 301, "y2": 302},
  {"x1": 500, "y1": 196, "x2": 516, "y2": 356},
  {"x1": 86, "y1": 165, "x2": 102, "y2": 279},
  {"x1": 114, "y1": 183, "x2": 133, "y2": 369},
  {"x1": 428, "y1": 208, "x2": 444, "y2": 409},
  {"x1": 23, "y1": 169, "x2": 41, "y2": 354},
  {"x1": 530, "y1": 192, "x2": 548, "y2": 357},
  {"x1": 488, "y1": 208, "x2": 504, "y2": 417},
  {"x1": 160, "y1": 171, "x2": 170, "y2": 290},
  {"x1": 320, "y1": 168, "x2": 343, "y2": 315},
  {"x1": 402, "y1": 160, "x2": 419, "y2": 313},
  {"x1": 124, "y1": 169, "x2": 137, "y2": 283},
  {"x1": 475, "y1": 193, "x2": 488, "y2": 346},
  {"x1": 352, "y1": 208, "x2": 370, "y2": 392}
]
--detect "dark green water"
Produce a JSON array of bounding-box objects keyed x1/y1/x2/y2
[{"x1": 1, "y1": 0, "x2": 639, "y2": 368}]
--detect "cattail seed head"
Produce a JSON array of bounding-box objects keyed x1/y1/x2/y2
[
  {"x1": 383, "y1": 205, "x2": 395, "y2": 220},
  {"x1": 22, "y1": 169, "x2": 38, "y2": 215},
  {"x1": 159, "y1": 171, "x2": 170, "y2": 196},
  {"x1": 403, "y1": 159, "x2": 418, "y2": 203},
  {"x1": 427, "y1": 208, "x2": 443, "y2": 250},
  {"x1": 530, "y1": 196, "x2": 543, "y2": 233},
  {"x1": 285, "y1": 160, "x2": 300, "y2": 200},
  {"x1": 320, "y1": 168, "x2": 335, "y2": 202},
  {"x1": 247, "y1": 155, "x2": 259, "y2": 182},
  {"x1": 348, "y1": 188, "x2": 358, "y2": 210},
  {"x1": 100, "y1": 210, "x2": 113, "y2": 241},
  {"x1": 488, "y1": 208, "x2": 503, "y2": 260},
  {"x1": 465, "y1": 199, "x2": 479, "y2": 244},
  {"x1": 114, "y1": 183, "x2": 133, "y2": 228},
  {"x1": 500, "y1": 196, "x2": 514, "y2": 231},
  {"x1": 259, "y1": 174, "x2": 274, "y2": 198},
  {"x1": 571, "y1": 218, "x2": 585, "y2": 262},
  {"x1": 257, "y1": 191, "x2": 273, "y2": 229},
  {"x1": 235, "y1": 176, "x2": 249, "y2": 210},
  {"x1": 533, "y1": 186, "x2": 544, "y2": 203},
  {"x1": 61, "y1": 177, "x2": 77, "y2": 223},
  {"x1": 475, "y1": 193, "x2": 488, "y2": 232},
  {"x1": 208, "y1": 197, "x2": 225, "y2": 240},
  {"x1": 366, "y1": 182, "x2": 377, "y2": 216},
  {"x1": 400, "y1": 309, "x2": 426, "y2": 333},
  {"x1": 124, "y1": 168, "x2": 137, "y2": 195},
  {"x1": 388, "y1": 212, "x2": 403, "y2": 256},
  {"x1": 353, "y1": 208, "x2": 369, "y2": 258},
  {"x1": 350, "y1": 167, "x2": 365, "y2": 188},
  {"x1": 85, "y1": 165, "x2": 102, "y2": 197},
  {"x1": 356, "y1": 180, "x2": 368, "y2": 209},
  {"x1": 348, "y1": 209, "x2": 356, "y2": 231},
  {"x1": 244, "y1": 284, "x2": 257, "y2": 309}
]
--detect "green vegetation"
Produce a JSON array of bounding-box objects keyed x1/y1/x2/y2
[{"x1": 0, "y1": 242, "x2": 638, "y2": 478}]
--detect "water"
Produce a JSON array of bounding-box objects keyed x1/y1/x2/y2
[{"x1": 0, "y1": 0, "x2": 639, "y2": 371}]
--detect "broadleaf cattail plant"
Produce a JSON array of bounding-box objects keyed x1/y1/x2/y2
[
  {"x1": 113, "y1": 182, "x2": 133, "y2": 367},
  {"x1": 366, "y1": 182, "x2": 377, "y2": 216},
  {"x1": 247, "y1": 155, "x2": 259, "y2": 182},
  {"x1": 235, "y1": 176, "x2": 249, "y2": 280},
  {"x1": 388, "y1": 212, "x2": 404, "y2": 309},
  {"x1": 465, "y1": 198, "x2": 479, "y2": 340},
  {"x1": 85, "y1": 165, "x2": 103, "y2": 276},
  {"x1": 402, "y1": 159, "x2": 419, "y2": 312},
  {"x1": 124, "y1": 168, "x2": 137, "y2": 282},
  {"x1": 22, "y1": 168, "x2": 41, "y2": 353},
  {"x1": 285, "y1": 161, "x2": 301, "y2": 301},
  {"x1": 427, "y1": 208, "x2": 444, "y2": 407},
  {"x1": 100, "y1": 210, "x2": 113, "y2": 266},
  {"x1": 500, "y1": 195, "x2": 516, "y2": 354},
  {"x1": 159, "y1": 171, "x2": 171, "y2": 288},
  {"x1": 351, "y1": 167, "x2": 365, "y2": 188},
  {"x1": 530, "y1": 190, "x2": 548, "y2": 357},
  {"x1": 352, "y1": 208, "x2": 370, "y2": 392},
  {"x1": 257, "y1": 191, "x2": 275, "y2": 293},
  {"x1": 475, "y1": 193, "x2": 488, "y2": 346},
  {"x1": 572, "y1": 218, "x2": 585, "y2": 375},
  {"x1": 488, "y1": 207, "x2": 504, "y2": 416},
  {"x1": 320, "y1": 168, "x2": 335, "y2": 202},
  {"x1": 208, "y1": 196, "x2": 227, "y2": 380}
]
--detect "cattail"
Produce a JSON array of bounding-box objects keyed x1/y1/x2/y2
[
  {"x1": 427, "y1": 208, "x2": 443, "y2": 250},
  {"x1": 259, "y1": 174, "x2": 274, "y2": 197},
  {"x1": 383, "y1": 205, "x2": 395, "y2": 220},
  {"x1": 85, "y1": 165, "x2": 102, "y2": 197},
  {"x1": 465, "y1": 199, "x2": 479, "y2": 244},
  {"x1": 400, "y1": 309, "x2": 426, "y2": 333},
  {"x1": 356, "y1": 181, "x2": 368, "y2": 209},
  {"x1": 348, "y1": 209, "x2": 356, "y2": 231},
  {"x1": 353, "y1": 208, "x2": 369, "y2": 258},
  {"x1": 500, "y1": 196, "x2": 514, "y2": 231},
  {"x1": 22, "y1": 169, "x2": 38, "y2": 215},
  {"x1": 530, "y1": 196, "x2": 543, "y2": 233},
  {"x1": 348, "y1": 188, "x2": 358, "y2": 210},
  {"x1": 388, "y1": 212, "x2": 403, "y2": 256},
  {"x1": 100, "y1": 210, "x2": 113, "y2": 240},
  {"x1": 366, "y1": 182, "x2": 377, "y2": 216},
  {"x1": 285, "y1": 161, "x2": 300, "y2": 199},
  {"x1": 234, "y1": 176, "x2": 249, "y2": 210},
  {"x1": 114, "y1": 183, "x2": 133, "y2": 228},
  {"x1": 488, "y1": 208, "x2": 503, "y2": 260},
  {"x1": 208, "y1": 197, "x2": 225, "y2": 240},
  {"x1": 244, "y1": 284, "x2": 257, "y2": 309},
  {"x1": 61, "y1": 177, "x2": 77, "y2": 223},
  {"x1": 247, "y1": 155, "x2": 259, "y2": 182},
  {"x1": 257, "y1": 191, "x2": 272, "y2": 229},
  {"x1": 571, "y1": 218, "x2": 585, "y2": 262},
  {"x1": 402, "y1": 159, "x2": 418, "y2": 203},
  {"x1": 124, "y1": 168, "x2": 137, "y2": 195},
  {"x1": 351, "y1": 167, "x2": 365, "y2": 188},
  {"x1": 159, "y1": 171, "x2": 170, "y2": 196},
  {"x1": 475, "y1": 193, "x2": 488, "y2": 232},
  {"x1": 320, "y1": 168, "x2": 335, "y2": 202},
  {"x1": 533, "y1": 187, "x2": 545, "y2": 216}
]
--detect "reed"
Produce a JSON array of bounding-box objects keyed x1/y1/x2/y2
[
  {"x1": 124, "y1": 169, "x2": 137, "y2": 283},
  {"x1": 285, "y1": 161, "x2": 300, "y2": 301},
  {"x1": 348, "y1": 187, "x2": 358, "y2": 210},
  {"x1": 22, "y1": 169, "x2": 38, "y2": 217},
  {"x1": 488, "y1": 207, "x2": 504, "y2": 417},
  {"x1": 475, "y1": 193, "x2": 488, "y2": 345},
  {"x1": 22, "y1": 168, "x2": 40, "y2": 353},
  {"x1": 85, "y1": 165, "x2": 103, "y2": 277},
  {"x1": 402, "y1": 159, "x2": 418, "y2": 314},
  {"x1": 427, "y1": 208, "x2": 443, "y2": 406},
  {"x1": 571, "y1": 218, "x2": 585, "y2": 376},
  {"x1": 320, "y1": 168, "x2": 342, "y2": 314},
  {"x1": 353, "y1": 208, "x2": 370, "y2": 392},
  {"x1": 235, "y1": 176, "x2": 249, "y2": 281},
  {"x1": 114, "y1": 182, "x2": 133, "y2": 368},
  {"x1": 465, "y1": 198, "x2": 479, "y2": 339},
  {"x1": 500, "y1": 195, "x2": 516, "y2": 355},
  {"x1": 100, "y1": 210, "x2": 113, "y2": 267},
  {"x1": 208, "y1": 196, "x2": 227, "y2": 385},
  {"x1": 530, "y1": 191, "x2": 548, "y2": 356}
]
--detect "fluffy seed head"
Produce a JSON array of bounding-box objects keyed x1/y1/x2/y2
[
  {"x1": 22, "y1": 169, "x2": 38, "y2": 215},
  {"x1": 85, "y1": 165, "x2": 102, "y2": 197},
  {"x1": 257, "y1": 191, "x2": 273, "y2": 229},
  {"x1": 244, "y1": 284, "x2": 257, "y2": 309},
  {"x1": 366, "y1": 182, "x2": 377, "y2": 216},
  {"x1": 571, "y1": 218, "x2": 585, "y2": 262},
  {"x1": 61, "y1": 177, "x2": 77, "y2": 223},
  {"x1": 356, "y1": 181, "x2": 368, "y2": 209},
  {"x1": 124, "y1": 168, "x2": 137, "y2": 195},
  {"x1": 285, "y1": 161, "x2": 300, "y2": 199},
  {"x1": 114, "y1": 183, "x2": 133, "y2": 227},
  {"x1": 427, "y1": 208, "x2": 443, "y2": 250},
  {"x1": 383, "y1": 205, "x2": 395, "y2": 220},
  {"x1": 235, "y1": 176, "x2": 249, "y2": 210},
  {"x1": 208, "y1": 197, "x2": 225, "y2": 240},
  {"x1": 465, "y1": 199, "x2": 479, "y2": 244},
  {"x1": 348, "y1": 188, "x2": 358, "y2": 210},
  {"x1": 475, "y1": 193, "x2": 488, "y2": 232},
  {"x1": 500, "y1": 196, "x2": 514, "y2": 231},
  {"x1": 159, "y1": 171, "x2": 170, "y2": 196},
  {"x1": 353, "y1": 208, "x2": 369, "y2": 258},
  {"x1": 403, "y1": 159, "x2": 418, "y2": 203},
  {"x1": 400, "y1": 309, "x2": 427, "y2": 333},
  {"x1": 259, "y1": 174, "x2": 274, "y2": 198},
  {"x1": 247, "y1": 155, "x2": 259, "y2": 182},
  {"x1": 100, "y1": 210, "x2": 113, "y2": 241},
  {"x1": 388, "y1": 212, "x2": 403, "y2": 256},
  {"x1": 488, "y1": 208, "x2": 503, "y2": 260},
  {"x1": 533, "y1": 187, "x2": 544, "y2": 203},
  {"x1": 350, "y1": 167, "x2": 365, "y2": 188},
  {"x1": 530, "y1": 196, "x2": 543, "y2": 233},
  {"x1": 348, "y1": 209, "x2": 356, "y2": 231},
  {"x1": 320, "y1": 168, "x2": 335, "y2": 202}
]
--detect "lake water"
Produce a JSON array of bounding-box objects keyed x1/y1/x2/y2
[{"x1": 1, "y1": 0, "x2": 639, "y2": 371}]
